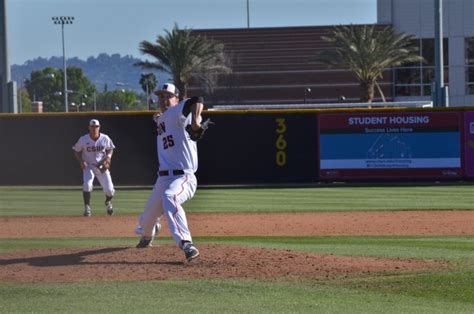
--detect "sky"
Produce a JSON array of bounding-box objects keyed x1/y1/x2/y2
[{"x1": 7, "y1": 0, "x2": 377, "y2": 65}]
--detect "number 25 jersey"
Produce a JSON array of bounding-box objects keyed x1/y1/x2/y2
[{"x1": 155, "y1": 99, "x2": 198, "y2": 173}]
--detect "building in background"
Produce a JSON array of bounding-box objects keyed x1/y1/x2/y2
[
  {"x1": 190, "y1": 0, "x2": 474, "y2": 107},
  {"x1": 379, "y1": 0, "x2": 474, "y2": 107},
  {"x1": 190, "y1": 25, "x2": 392, "y2": 105}
]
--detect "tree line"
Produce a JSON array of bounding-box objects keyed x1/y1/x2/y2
[
  {"x1": 18, "y1": 24, "x2": 422, "y2": 112},
  {"x1": 20, "y1": 67, "x2": 158, "y2": 112}
]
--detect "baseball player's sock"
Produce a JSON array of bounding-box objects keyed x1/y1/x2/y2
[
  {"x1": 83, "y1": 191, "x2": 91, "y2": 205},
  {"x1": 82, "y1": 192, "x2": 92, "y2": 216},
  {"x1": 105, "y1": 195, "x2": 113, "y2": 204},
  {"x1": 135, "y1": 223, "x2": 161, "y2": 239},
  {"x1": 134, "y1": 225, "x2": 144, "y2": 235}
]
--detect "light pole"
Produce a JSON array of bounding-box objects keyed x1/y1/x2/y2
[
  {"x1": 70, "y1": 101, "x2": 86, "y2": 112},
  {"x1": 41, "y1": 91, "x2": 62, "y2": 106},
  {"x1": 29, "y1": 73, "x2": 55, "y2": 101},
  {"x1": 20, "y1": 73, "x2": 55, "y2": 112},
  {"x1": 246, "y1": 0, "x2": 250, "y2": 28},
  {"x1": 45, "y1": 91, "x2": 62, "y2": 97},
  {"x1": 67, "y1": 91, "x2": 88, "y2": 112},
  {"x1": 52, "y1": 16, "x2": 74, "y2": 112},
  {"x1": 434, "y1": 0, "x2": 447, "y2": 107},
  {"x1": 18, "y1": 79, "x2": 22, "y2": 113}
]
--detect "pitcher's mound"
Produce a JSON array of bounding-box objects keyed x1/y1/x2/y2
[{"x1": 0, "y1": 244, "x2": 444, "y2": 283}]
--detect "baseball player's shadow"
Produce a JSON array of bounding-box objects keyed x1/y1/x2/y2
[{"x1": 0, "y1": 247, "x2": 182, "y2": 267}]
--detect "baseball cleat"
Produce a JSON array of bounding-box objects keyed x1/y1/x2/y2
[
  {"x1": 136, "y1": 237, "x2": 152, "y2": 248},
  {"x1": 183, "y1": 242, "x2": 200, "y2": 262},
  {"x1": 105, "y1": 201, "x2": 113, "y2": 216},
  {"x1": 134, "y1": 225, "x2": 144, "y2": 235},
  {"x1": 135, "y1": 223, "x2": 161, "y2": 238},
  {"x1": 83, "y1": 205, "x2": 92, "y2": 217}
]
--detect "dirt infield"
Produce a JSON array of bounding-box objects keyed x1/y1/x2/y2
[
  {"x1": 0, "y1": 211, "x2": 473, "y2": 238},
  {"x1": 0, "y1": 211, "x2": 471, "y2": 283}
]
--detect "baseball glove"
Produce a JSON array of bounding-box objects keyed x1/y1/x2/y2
[
  {"x1": 185, "y1": 118, "x2": 214, "y2": 141},
  {"x1": 97, "y1": 158, "x2": 111, "y2": 173}
]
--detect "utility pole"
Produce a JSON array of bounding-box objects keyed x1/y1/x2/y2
[
  {"x1": 434, "y1": 0, "x2": 446, "y2": 107},
  {"x1": 1, "y1": 0, "x2": 16, "y2": 113},
  {"x1": 52, "y1": 16, "x2": 74, "y2": 112},
  {"x1": 246, "y1": 0, "x2": 250, "y2": 28},
  {"x1": 19, "y1": 79, "x2": 23, "y2": 113}
]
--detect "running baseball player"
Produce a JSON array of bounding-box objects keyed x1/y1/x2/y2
[
  {"x1": 72, "y1": 119, "x2": 116, "y2": 217},
  {"x1": 135, "y1": 83, "x2": 211, "y2": 262}
]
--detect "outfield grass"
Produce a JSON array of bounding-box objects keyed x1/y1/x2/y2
[
  {"x1": 205, "y1": 236, "x2": 474, "y2": 262},
  {"x1": 1, "y1": 279, "x2": 473, "y2": 313},
  {"x1": 0, "y1": 184, "x2": 473, "y2": 216},
  {"x1": 1, "y1": 236, "x2": 473, "y2": 262},
  {"x1": 0, "y1": 236, "x2": 473, "y2": 313},
  {"x1": 0, "y1": 185, "x2": 472, "y2": 313}
]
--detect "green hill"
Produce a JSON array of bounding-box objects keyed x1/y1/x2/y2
[{"x1": 11, "y1": 53, "x2": 169, "y2": 94}]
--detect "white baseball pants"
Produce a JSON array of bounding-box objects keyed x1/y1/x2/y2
[
  {"x1": 140, "y1": 173, "x2": 197, "y2": 248},
  {"x1": 83, "y1": 166, "x2": 115, "y2": 197}
]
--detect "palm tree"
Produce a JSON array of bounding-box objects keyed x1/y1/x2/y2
[
  {"x1": 312, "y1": 25, "x2": 423, "y2": 103},
  {"x1": 139, "y1": 73, "x2": 157, "y2": 109},
  {"x1": 135, "y1": 23, "x2": 231, "y2": 98}
]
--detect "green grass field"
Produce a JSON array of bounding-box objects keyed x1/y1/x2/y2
[
  {"x1": 0, "y1": 184, "x2": 473, "y2": 215},
  {"x1": 0, "y1": 185, "x2": 473, "y2": 313}
]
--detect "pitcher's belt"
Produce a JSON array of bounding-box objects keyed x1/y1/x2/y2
[{"x1": 159, "y1": 170, "x2": 185, "y2": 176}]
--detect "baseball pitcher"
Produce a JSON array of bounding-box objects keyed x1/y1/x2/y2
[{"x1": 135, "y1": 83, "x2": 212, "y2": 262}]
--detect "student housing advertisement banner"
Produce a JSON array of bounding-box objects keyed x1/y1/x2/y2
[
  {"x1": 318, "y1": 111, "x2": 462, "y2": 180},
  {"x1": 465, "y1": 111, "x2": 474, "y2": 178}
]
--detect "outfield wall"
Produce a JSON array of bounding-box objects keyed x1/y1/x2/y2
[{"x1": 0, "y1": 108, "x2": 472, "y2": 185}]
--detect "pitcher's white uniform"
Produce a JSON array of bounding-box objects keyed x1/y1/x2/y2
[
  {"x1": 140, "y1": 99, "x2": 198, "y2": 248},
  {"x1": 72, "y1": 133, "x2": 116, "y2": 196}
]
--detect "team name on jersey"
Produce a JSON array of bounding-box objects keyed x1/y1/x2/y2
[
  {"x1": 157, "y1": 121, "x2": 166, "y2": 136},
  {"x1": 87, "y1": 145, "x2": 104, "y2": 152}
]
